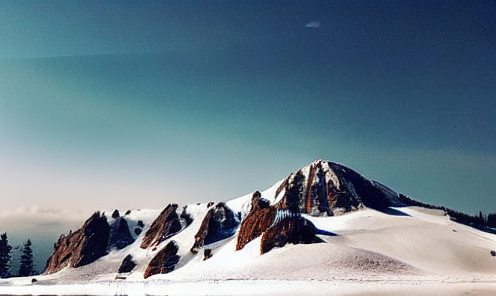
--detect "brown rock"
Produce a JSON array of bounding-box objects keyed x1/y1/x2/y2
[
  {"x1": 44, "y1": 212, "x2": 110, "y2": 274},
  {"x1": 140, "y1": 204, "x2": 182, "y2": 249},
  {"x1": 190, "y1": 209, "x2": 212, "y2": 254},
  {"x1": 237, "y1": 189, "x2": 326, "y2": 254},
  {"x1": 305, "y1": 163, "x2": 317, "y2": 213},
  {"x1": 190, "y1": 202, "x2": 240, "y2": 254},
  {"x1": 274, "y1": 160, "x2": 402, "y2": 217},
  {"x1": 236, "y1": 192, "x2": 277, "y2": 251},
  {"x1": 117, "y1": 254, "x2": 137, "y2": 274},
  {"x1": 203, "y1": 249, "x2": 212, "y2": 261},
  {"x1": 261, "y1": 216, "x2": 323, "y2": 254},
  {"x1": 144, "y1": 240, "x2": 180, "y2": 279}
]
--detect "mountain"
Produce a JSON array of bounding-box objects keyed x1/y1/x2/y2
[{"x1": 17, "y1": 159, "x2": 496, "y2": 289}]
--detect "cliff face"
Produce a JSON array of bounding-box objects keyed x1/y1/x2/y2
[
  {"x1": 236, "y1": 191, "x2": 325, "y2": 254},
  {"x1": 140, "y1": 204, "x2": 190, "y2": 250},
  {"x1": 144, "y1": 241, "x2": 180, "y2": 279},
  {"x1": 236, "y1": 159, "x2": 402, "y2": 254},
  {"x1": 261, "y1": 215, "x2": 323, "y2": 254},
  {"x1": 274, "y1": 159, "x2": 402, "y2": 216},
  {"x1": 190, "y1": 202, "x2": 240, "y2": 254},
  {"x1": 44, "y1": 212, "x2": 110, "y2": 274},
  {"x1": 236, "y1": 191, "x2": 276, "y2": 251},
  {"x1": 108, "y1": 217, "x2": 135, "y2": 251},
  {"x1": 44, "y1": 210, "x2": 138, "y2": 274}
]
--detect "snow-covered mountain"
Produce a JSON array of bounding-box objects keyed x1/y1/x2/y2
[{"x1": 3, "y1": 159, "x2": 496, "y2": 295}]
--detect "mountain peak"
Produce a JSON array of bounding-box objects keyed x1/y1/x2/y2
[{"x1": 270, "y1": 159, "x2": 402, "y2": 217}]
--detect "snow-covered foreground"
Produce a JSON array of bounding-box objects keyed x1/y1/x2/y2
[
  {"x1": 1, "y1": 201, "x2": 495, "y2": 295},
  {"x1": 2, "y1": 278, "x2": 496, "y2": 296}
]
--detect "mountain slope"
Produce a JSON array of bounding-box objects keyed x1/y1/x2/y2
[{"x1": 37, "y1": 159, "x2": 496, "y2": 284}]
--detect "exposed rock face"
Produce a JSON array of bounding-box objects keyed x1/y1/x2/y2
[
  {"x1": 329, "y1": 162, "x2": 401, "y2": 210},
  {"x1": 118, "y1": 254, "x2": 137, "y2": 274},
  {"x1": 236, "y1": 189, "x2": 328, "y2": 254},
  {"x1": 112, "y1": 209, "x2": 120, "y2": 219},
  {"x1": 203, "y1": 249, "x2": 212, "y2": 261},
  {"x1": 261, "y1": 215, "x2": 323, "y2": 254},
  {"x1": 107, "y1": 217, "x2": 135, "y2": 251},
  {"x1": 190, "y1": 202, "x2": 240, "y2": 254},
  {"x1": 275, "y1": 159, "x2": 402, "y2": 216},
  {"x1": 180, "y1": 206, "x2": 194, "y2": 226},
  {"x1": 144, "y1": 241, "x2": 180, "y2": 279},
  {"x1": 234, "y1": 159, "x2": 403, "y2": 255},
  {"x1": 44, "y1": 212, "x2": 110, "y2": 274},
  {"x1": 236, "y1": 192, "x2": 277, "y2": 251},
  {"x1": 141, "y1": 204, "x2": 185, "y2": 249}
]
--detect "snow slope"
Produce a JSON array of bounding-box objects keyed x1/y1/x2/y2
[{"x1": 1, "y1": 205, "x2": 495, "y2": 295}]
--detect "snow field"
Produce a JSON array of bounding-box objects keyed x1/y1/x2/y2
[{"x1": 1, "y1": 202, "x2": 496, "y2": 295}]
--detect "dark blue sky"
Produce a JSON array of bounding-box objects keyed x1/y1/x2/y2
[{"x1": 1, "y1": 0, "x2": 495, "y2": 218}]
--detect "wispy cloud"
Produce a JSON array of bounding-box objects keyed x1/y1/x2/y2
[{"x1": 305, "y1": 21, "x2": 321, "y2": 28}]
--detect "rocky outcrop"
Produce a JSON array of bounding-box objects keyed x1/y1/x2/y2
[
  {"x1": 203, "y1": 249, "x2": 212, "y2": 260},
  {"x1": 134, "y1": 220, "x2": 145, "y2": 236},
  {"x1": 117, "y1": 254, "x2": 137, "y2": 274},
  {"x1": 112, "y1": 209, "x2": 120, "y2": 219},
  {"x1": 107, "y1": 217, "x2": 135, "y2": 251},
  {"x1": 190, "y1": 202, "x2": 240, "y2": 254},
  {"x1": 44, "y1": 212, "x2": 110, "y2": 274},
  {"x1": 144, "y1": 241, "x2": 180, "y2": 279},
  {"x1": 236, "y1": 192, "x2": 277, "y2": 251},
  {"x1": 328, "y1": 161, "x2": 402, "y2": 211},
  {"x1": 236, "y1": 159, "x2": 402, "y2": 255},
  {"x1": 141, "y1": 204, "x2": 185, "y2": 249},
  {"x1": 275, "y1": 160, "x2": 402, "y2": 216},
  {"x1": 261, "y1": 215, "x2": 323, "y2": 254},
  {"x1": 236, "y1": 188, "x2": 330, "y2": 254}
]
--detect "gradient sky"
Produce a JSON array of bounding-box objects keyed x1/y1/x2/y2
[{"x1": 1, "y1": 0, "x2": 496, "y2": 242}]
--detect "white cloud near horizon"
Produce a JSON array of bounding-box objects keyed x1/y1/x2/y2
[{"x1": 0, "y1": 207, "x2": 94, "y2": 236}]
